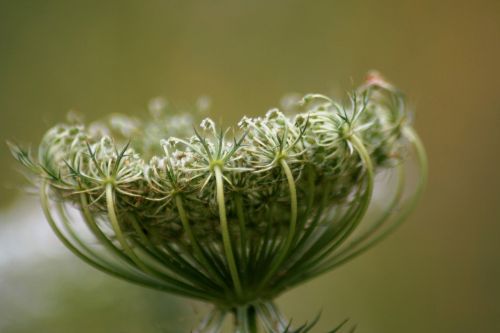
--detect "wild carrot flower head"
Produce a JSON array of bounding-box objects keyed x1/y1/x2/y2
[{"x1": 10, "y1": 73, "x2": 427, "y2": 332}]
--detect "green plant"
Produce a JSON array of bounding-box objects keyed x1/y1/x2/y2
[{"x1": 9, "y1": 73, "x2": 427, "y2": 332}]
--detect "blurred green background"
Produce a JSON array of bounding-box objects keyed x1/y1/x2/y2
[{"x1": 1, "y1": 1, "x2": 499, "y2": 332}]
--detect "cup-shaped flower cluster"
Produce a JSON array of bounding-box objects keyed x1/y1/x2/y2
[{"x1": 10, "y1": 74, "x2": 427, "y2": 332}]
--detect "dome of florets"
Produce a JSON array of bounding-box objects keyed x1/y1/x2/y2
[{"x1": 10, "y1": 73, "x2": 427, "y2": 332}]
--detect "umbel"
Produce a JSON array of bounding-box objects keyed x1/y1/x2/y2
[{"x1": 10, "y1": 73, "x2": 427, "y2": 332}]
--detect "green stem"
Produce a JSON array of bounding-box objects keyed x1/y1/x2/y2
[
  {"x1": 275, "y1": 134, "x2": 374, "y2": 289},
  {"x1": 127, "y1": 215, "x2": 223, "y2": 295},
  {"x1": 196, "y1": 307, "x2": 227, "y2": 333},
  {"x1": 214, "y1": 165, "x2": 243, "y2": 299},
  {"x1": 325, "y1": 127, "x2": 427, "y2": 271},
  {"x1": 328, "y1": 163, "x2": 405, "y2": 261},
  {"x1": 257, "y1": 159, "x2": 298, "y2": 290},
  {"x1": 105, "y1": 184, "x2": 217, "y2": 299},
  {"x1": 235, "y1": 305, "x2": 258, "y2": 333},
  {"x1": 105, "y1": 183, "x2": 150, "y2": 272},
  {"x1": 175, "y1": 195, "x2": 228, "y2": 289},
  {"x1": 235, "y1": 193, "x2": 248, "y2": 273},
  {"x1": 41, "y1": 181, "x2": 215, "y2": 301},
  {"x1": 79, "y1": 192, "x2": 134, "y2": 265},
  {"x1": 247, "y1": 306, "x2": 258, "y2": 333}
]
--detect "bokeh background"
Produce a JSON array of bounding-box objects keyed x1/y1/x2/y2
[{"x1": 1, "y1": 1, "x2": 500, "y2": 332}]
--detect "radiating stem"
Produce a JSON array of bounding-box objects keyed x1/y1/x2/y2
[
  {"x1": 41, "y1": 181, "x2": 215, "y2": 301},
  {"x1": 235, "y1": 193, "x2": 248, "y2": 273},
  {"x1": 105, "y1": 183, "x2": 150, "y2": 272},
  {"x1": 329, "y1": 163, "x2": 405, "y2": 260},
  {"x1": 214, "y1": 165, "x2": 243, "y2": 299},
  {"x1": 127, "y1": 215, "x2": 224, "y2": 294},
  {"x1": 248, "y1": 306, "x2": 258, "y2": 333},
  {"x1": 257, "y1": 159, "x2": 298, "y2": 290},
  {"x1": 194, "y1": 307, "x2": 227, "y2": 333},
  {"x1": 176, "y1": 194, "x2": 229, "y2": 290},
  {"x1": 235, "y1": 305, "x2": 258, "y2": 333},
  {"x1": 274, "y1": 134, "x2": 374, "y2": 289},
  {"x1": 325, "y1": 127, "x2": 427, "y2": 270},
  {"x1": 79, "y1": 192, "x2": 135, "y2": 265}
]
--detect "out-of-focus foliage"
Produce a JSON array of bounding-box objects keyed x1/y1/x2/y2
[{"x1": 0, "y1": 259, "x2": 190, "y2": 333}]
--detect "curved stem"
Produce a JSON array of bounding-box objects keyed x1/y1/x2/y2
[
  {"x1": 257, "y1": 159, "x2": 298, "y2": 290},
  {"x1": 175, "y1": 194, "x2": 229, "y2": 290},
  {"x1": 105, "y1": 183, "x2": 150, "y2": 272},
  {"x1": 106, "y1": 184, "x2": 214, "y2": 295},
  {"x1": 55, "y1": 202, "x2": 123, "y2": 271},
  {"x1": 275, "y1": 181, "x2": 366, "y2": 289},
  {"x1": 235, "y1": 305, "x2": 258, "y2": 333},
  {"x1": 214, "y1": 165, "x2": 243, "y2": 299},
  {"x1": 286, "y1": 180, "x2": 331, "y2": 264},
  {"x1": 275, "y1": 134, "x2": 375, "y2": 289},
  {"x1": 79, "y1": 192, "x2": 135, "y2": 266},
  {"x1": 194, "y1": 307, "x2": 227, "y2": 333},
  {"x1": 127, "y1": 215, "x2": 223, "y2": 294},
  {"x1": 104, "y1": 184, "x2": 214, "y2": 298},
  {"x1": 41, "y1": 181, "x2": 215, "y2": 301},
  {"x1": 56, "y1": 203, "x2": 97, "y2": 258},
  {"x1": 309, "y1": 134, "x2": 375, "y2": 262},
  {"x1": 327, "y1": 163, "x2": 405, "y2": 261},
  {"x1": 255, "y1": 302, "x2": 289, "y2": 332},
  {"x1": 322, "y1": 127, "x2": 427, "y2": 272},
  {"x1": 345, "y1": 134, "x2": 375, "y2": 229},
  {"x1": 284, "y1": 129, "x2": 427, "y2": 289},
  {"x1": 41, "y1": 183, "x2": 112, "y2": 274},
  {"x1": 235, "y1": 193, "x2": 248, "y2": 273},
  {"x1": 300, "y1": 165, "x2": 317, "y2": 231},
  {"x1": 248, "y1": 306, "x2": 258, "y2": 333}
]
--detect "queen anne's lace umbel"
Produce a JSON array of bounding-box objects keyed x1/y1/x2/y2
[{"x1": 10, "y1": 73, "x2": 427, "y2": 332}]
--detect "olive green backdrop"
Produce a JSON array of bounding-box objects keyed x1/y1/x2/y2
[{"x1": 1, "y1": 1, "x2": 499, "y2": 332}]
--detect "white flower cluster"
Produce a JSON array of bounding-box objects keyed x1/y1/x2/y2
[
  {"x1": 14, "y1": 80, "x2": 410, "y2": 246},
  {"x1": 10, "y1": 75, "x2": 427, "y2": 330}
]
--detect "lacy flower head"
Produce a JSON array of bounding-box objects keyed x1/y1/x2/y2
[{"x1": 9, "y1": 73, "x2": 427, "y2": 332}]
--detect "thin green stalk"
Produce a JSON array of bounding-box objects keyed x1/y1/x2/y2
[
  {"x1": 235, "y1": 193, "x2": 248, "y2": 273},
  {"x1": 279, "y1": 165, "x2": 368, "y2": 282},
  {"x1": 286, "y1": 180, "x2": 331, "y2": 263},
  {"x1": 79, "y1": 192, "x2": 135, "y2": 266},
  {"x1": 175, "y1": 194, "x2": 229, "y2": 290},
  {"x1": 305, "y1": 134, "x2": 375, "y2": 264},
  {"x1": 55, "y1": 202, "x2": 120, "y2": 270},
  {"x1": 41, "y1": 181, "x2": 215, "y2": 301},
  {"x1": 257, "y1": 159, "x2": 298, "y2": 290},
  {"x1": 255, "y1": 203, "x2": 276, "y2": 268},
  {"x1": 164, "y1": 244, "x2": 219, "y2": 285},
  {"x1": 276, "y1": 134, "x2": 375, "y2": 288},
  {"x1": 127, "y1": 215, "x2": 223, "y2": 293},
  {"x1": 275, "y1": 186, "x2": 366, "y2": 289},
  {"x1": 294, "y1": 165, "x2": 316, "y2": 238},
  {"x1": 105, "y1": 183, "x2": 151, "y2": 272},
  {"x1": 249, "y1": 222, "x2": 272, "y2": 287},
  {"x1": 214, "y1": 165, "x2": 243, "y2": 299},
  {"x1": 290, "y1": 179, "x2": 372, "y2": 276},
  {"x1": 42, "y1": 183, "x2": 113, "y2": 274},
  {"x1": 248, "y1": 306, "x2": 258, "y2": 333},
  {"x1": 329, "y1": 163, "x2": 405, "y2": 260},
  {"x1": 104, "y1": 185, "x2": 214, "y2": 298},
  {"x1": 255, "y1": 302, "x2": 288, "y2": 332},
  {"x1": 235, "y1": 305, "x2": 258, "y2": 333},
  {"x1": 318, "y1": 127, "x2": 427, "y2": 273},
  {"x1": 196, "y1": 308, "x2": 227, "y2": 333}
]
